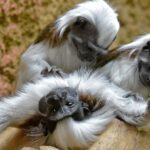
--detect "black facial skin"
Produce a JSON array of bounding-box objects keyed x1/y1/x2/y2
[
  {"x1": 70, "y1": 16, "x2": 107, "y2": 62},
  {"x1": 138, "y1": 41, "x2": 150, "y2": 86},
  {"x1": 39, "y1": 87, "x2": 91, "y2": 134}
]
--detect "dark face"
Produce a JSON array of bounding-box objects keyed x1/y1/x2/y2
[
  {"x1": 39, "y1": 87, "x2": 80, "y2": 121},
  {"x1": 70, "y1": 16, "x2": 107, "y2": 62},
  {"x1": 38, "y1": 87, "x2": 92, "y2": 134},
  {"x1": 138, "y1": 42, "x2": 150, "y2": 86}
]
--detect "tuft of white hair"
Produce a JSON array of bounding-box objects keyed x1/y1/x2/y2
[
  {"x1": 56, "y1": 0, "x2": 120, "y2": 49},
  {"x1": 118, "y1": 34, "x2": 150, "y2": 55}
]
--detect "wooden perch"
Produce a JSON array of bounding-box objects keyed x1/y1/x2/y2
[{"x1": 0, "y1": 119, "x2": 150, "y2": 150}]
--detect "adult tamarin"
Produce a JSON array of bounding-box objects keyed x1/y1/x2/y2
[
  {"x1": 99, "y1": 34, "x2": 150, "y2": 125},
  {"x1": 16, "y1": 0, "x2": 120, "y2": 89},
  {"x1": 0, "y1": 66, "x2": 149, "y2": 149}
]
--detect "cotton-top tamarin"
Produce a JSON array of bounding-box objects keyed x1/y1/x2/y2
[
  {"x1": 16, "y1": 0, "x2": 120, "y2": 89},
  {"x1": 99, "y1": 34, "x2": 150, "y2": 125}
]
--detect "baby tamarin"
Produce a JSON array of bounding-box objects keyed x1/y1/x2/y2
[{"x1": 16, "y1": 0, "x2": 120, "y2": 89}]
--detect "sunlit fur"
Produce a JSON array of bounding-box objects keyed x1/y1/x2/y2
[{"x1": 16, "y1": 0, "x2": 119, "y2": 89}]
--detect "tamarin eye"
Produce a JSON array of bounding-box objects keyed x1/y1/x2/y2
[
  {"x1": 74, "y1": 17, "x2": 87, "y2": 27},
  {"x1": 62, "y1": 92, "x2": 67, "y2": 99},
  {"x1": 66, "y1": 102, "x2": 73, "y2": 106}
]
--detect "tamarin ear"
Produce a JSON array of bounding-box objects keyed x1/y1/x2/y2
[{"x1": 118, "y1": 34, "x2": 150, "y2": 53}]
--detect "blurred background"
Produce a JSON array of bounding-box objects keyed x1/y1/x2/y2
[{"x1": 0, "y1": 0, "x2": 150, "y2": 95}]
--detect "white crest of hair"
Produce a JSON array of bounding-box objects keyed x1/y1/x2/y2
[
  {"x1": 56, "y1": 0, "x2": 120, "y2": 48},
  {"x1": 16, "y1": 41, "x2": 85, "y2": 89},
  {"x1": 47, "y1": 105, "x2": 115, "y2": 150},
  {"x1": 118, "y1": 34, "x2": 150, "y2": 53}
]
